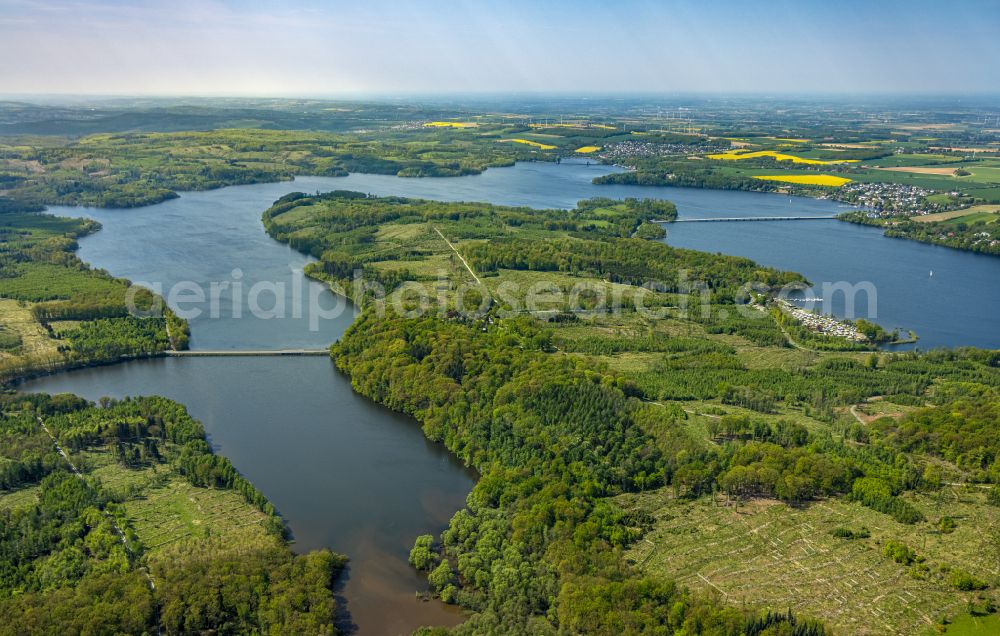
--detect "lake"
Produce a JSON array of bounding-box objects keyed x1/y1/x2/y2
[
  {"x1": 22, "y1": 159, "x2": 999, "y2": 633},
  {"x1": 48, "y1": 160, "x2": 998, "y2": 349}
]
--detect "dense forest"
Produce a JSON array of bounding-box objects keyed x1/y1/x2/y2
[
  {"x1": 334, "y1": 311, "x2": 827, "y2": 635},
  {"x1": 330, "y1": 310, "x2": 999, "y2": 634},
  {"x1": 460, "y1": 236, "x2": 802, "y2": 301},
  {"x1": 267, "y1": 190, "x2": 1000, "y2": 634}
]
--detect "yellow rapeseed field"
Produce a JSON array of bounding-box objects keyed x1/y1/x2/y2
[
  {"x1": 424, "y1": 121, "x2": 478, "y2": 128},
  {"x1": 707, "y1": 150, "x2": 857, "y2": 165},
  {"x1": 500, "y1": 139, "x2": 557, "y2": 150},
  {"x1": 575, "y1": 146, "x2": 600, "y2": 153},
  {"x1": 753, "y1": 175, "x2": 852, "y2": 187}
]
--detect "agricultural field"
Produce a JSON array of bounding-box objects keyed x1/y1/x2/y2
[
  {"x1": 875, "y1": 166, "x2": 968, "y2": 176},
  {"x1": 423, "y1": 121, "x2": 479, "y2": 128},
  {"x1": 865, "y1": 154, "x2": 965, "y2": 168},
  {"x1": 754, "y1": 174, "x2": 852, "y2": 187},
  {"x1": 707, "y1": 150, "x2": 859, "y2": 165},
  {"x1": 590, "y1": 110, "x2": 1000, "y2": 212},
  {"x1": 914, "y1": 205, "x2": 1000, "y2": 223},
  {"x1": 847, "y1": 397, "x2": 919, "y2": 424},
  {"x1": 499, "y1": 138, "x2": 558, "y2": 150}
]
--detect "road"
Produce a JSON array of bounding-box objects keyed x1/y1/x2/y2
[{"x1": 434, "y1": 226, "x2": 483, "y2": 285}]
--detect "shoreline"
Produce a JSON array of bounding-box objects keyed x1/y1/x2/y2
[
  {"x1": 588, "y1": 156, "x2": 1000, "y2": 256},
  {"x1": 838, "y1": 210, "x2": 1000, "y2": 257},
  {"x1": 11, "y1": 196, "x2": 472, "y2": 635}
]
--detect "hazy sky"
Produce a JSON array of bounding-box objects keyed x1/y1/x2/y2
[{"x1": 2, "y1": 0, "x2": 998, "y2": 96}]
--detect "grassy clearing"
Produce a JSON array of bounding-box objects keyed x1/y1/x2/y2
[
  {"x1": 962, "y1": 166, "x2": 1000, "y2": 184},
  {"x1": 733, "y1": 342, "x2": 818, "y2": 369},
  {"x1": 126, "y1": 475, "x2": 272, "y2": 552},
  {"x1": 0, "y1": 299, "x2": 59, "y2": 360},
  {"x1": 943, "y1": 612, "x2": 1000, "y2": 635},
  {"x1": 47, "y1": 320, "x2": 83, "y2": 336},
  {"x1": 0, "y1": 262, "x2": 128, "y2": 303},
  {"x1": 59, "y1": 439, "x2": 275, "y2": 556},
  {"x1": 850, "y1": 398, "x2": 919, "y2": 423},
  {"x1": 678, "y1": 397, "x2": 835, "y2": 437},
  {"x1": 375, "y1": 222, "x2": 434, "y2": 242},
  {"x1": 618, "y1": 491, "x2": 1000, "y2": 636},
  {"x1": 368, "y1": 252, "x2": 457, "y2": 279},
  {"x1": 76, "y1": 446, "x2": 170, "y2": 495},
  {"x1": 0, "y1": 483, "x2": 40, "y2": 512},
  {"x1": 482, "y1": 268, "x2": 672, "y2": 317}
]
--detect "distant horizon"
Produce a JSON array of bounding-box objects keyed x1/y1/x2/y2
[
  {"x1": 2, "y1": 0, "x2": 999, "y2": 96},
  {"x1": 3, "y1": 91, "x2": 1000, "y2": 102}
]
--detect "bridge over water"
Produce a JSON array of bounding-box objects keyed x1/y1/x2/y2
[
  {"x1": 164, "y1": 349, "x2": 329, "y2": 357},
  {"x1": 668, "y1": 215, "x2": 838, "y2": 223}
]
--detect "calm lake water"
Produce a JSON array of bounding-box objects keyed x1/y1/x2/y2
[{"x1": 24, "y1": 160, "x2": 999, "y2": 632}]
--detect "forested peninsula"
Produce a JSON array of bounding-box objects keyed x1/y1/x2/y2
[
  {"x1": 264, "y1": 190, "x2": 1000, "y2": 635},
  {"x1": 0, "y1": 205, "x2": 189, "y2": 383},
  {"x1": 0, "y1": 393, "x2": 345, "y2": 634}
]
